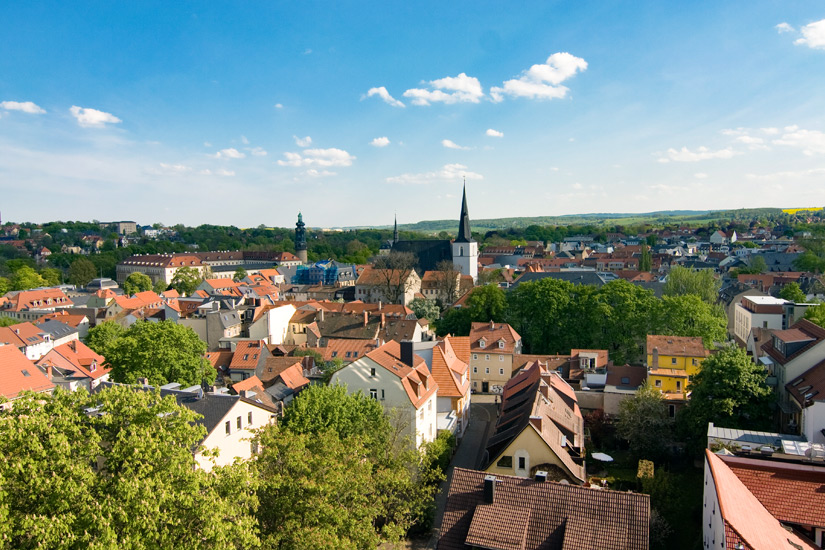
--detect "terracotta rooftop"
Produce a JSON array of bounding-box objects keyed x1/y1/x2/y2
[
  {"x1": 0, "y1": 345, "x2": 55, "y2": 399},
  {"x1": 439, "y1": 467, "x2": 650, "y2": 550},
  {"x1": 469, "y1": 321, "x2": 521, "y2": 354},
  {"x1": 786, "y1": 357, "x2": 825, "y2": 407},
  {"x1": 36, "y1": 340, "x2": 109, "y2": 381},
  {"x1": 322, "y1": 338, "x2": 378, "y2": 362},
  {"x1": 646, "y1": 335, "x2": 707, "y2": 357},
  {"x1": 431, "y1": 336, "x2": 470, "y2": 399},
  {"x1": 363, "y1": 340, "x2": 437, "y2": 409},
  {"x1": 229, "y1": 341, "x2": 267, "y2": 370}
]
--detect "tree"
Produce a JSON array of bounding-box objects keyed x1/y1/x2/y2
[
  {"x1": 84, "y1": 320, "x2": 126, "y2": 357},
  {"x1": 122, "y1": 272, "x2": 153, "y2": 296},
  {"x1": 409, "y1": 297, "x2": 440, "y2": 323},
  {"x1": 616, "y1": 382, "x2": 671, "y2": 461},
  {"x1": 105, "y1": 320, "x2": 214, "y2": 386},
  {"x1": 746, "y1": 254, "x2": 767, "y2": 274},
  {"x1": 436, "y1": 284, "x2": 507, "y2": 337},
  {"x1": 656, "y1": 295, "x2": 727, "y2": 347},
  {"x1": 153, "y1": 279, "x2": 169, "y2": 294},
  {"x1": 663, "y1": 266, "x2": 720, "y2": 304},
  {"x1": 434, "y1": 259, "x2": 461, "y2": 307},
  {"x1": 0, "y1": 317, "x2": 19, "y2": 327},
  {"x1": 677, "y1": 345, "x2": 773, "y2": 454},
  {"x1": 40, "y1": 268, "x2": 62, "y2": 286},
  {"x1": 595, "y1": 280, "x2": 657, "y2": 364},
  {"x1": 371, "y1": 251, "x2": 418, "y2": 304},
  {"x1": 256, "y1": 385, "x2": 440, "y2": 547},
  {"x1": 805, "y1": 303, "x2": 825, "y2": 328},
  {"x1": 171, "y1": 265, "x2": 203, "y2": 296},
  {"x1": 505, "y1": 278, "x2": 575, "y2": 353},
  {"x1": 639, "y1": 243, "x2": 652, "y2": 272},
  {"x1": 11, "y1": 266, "x2": 46, "y2": 291},
  {"x1": 0, "y1": 386, "x2": 259, "y2": 549},
  {"x1": 68, "y1": 258, "x2": 97, "y2": 286},
  {"x1": 779, "y1": 282, "x2": 806, "y2": 303},
  {"x1": 233, "y1": 267, "x2": 248, "y2": 282},
  {"x1": 0, "y1": 276, "x2": 8, "y2": 296}
]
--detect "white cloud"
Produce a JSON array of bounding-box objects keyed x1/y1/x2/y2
[
  {"x1": 661, "y1": 146, "x2": 739, "y2": 162},
  {"x1": 305, "y1": 169, "x2": 337, "y2": 177},
  {"x1": 274, "y1": 103, "x2": 284, "y2": 109},
  {"x1": 69, "y1": 105, "x2": 122, "y2": 128},
  {"x1": 403, "y1": 73, "x2": 484, "y2": 106},
  {"x1": 214, "y1": 147, "x2": 246, "y2": 159},
  {"x1": 776, "y1": 22, "x2": 795, "y2": 33},
  {"x1": 294, "y1": 135, "x2": 312, "y2": 147},
  {"x1": 216, "y1": 169, "x2": 235, "y2": 176},
  {"x1": 442, "y1": 139, "x2": 469, "y2": 150},
  {"x1": 203, "y1": 141, "x2": 212, "y2": 147},
  {"x1": 240, "y1": 135, "x2": 250, "y2": 145},
  {"x1": 694, "y1": 172, "x2": 708, "y2": 179},
  {"x1": 370, "y1": 136, "x2": 390, "y2": 147},
  {"x1": 485, "y1": 129, "x2": 503, "y2": 137},
  {"x1": 304, "y1": 48, "x2": 313, "y2": 55},
  {"x1": 250, "y1": 147, "x2": 268, "y2": 156},
  {"x1": 386, "y1": 163, "x2": 483, "y2": 184},
  {"x1": 364, "y1": 86, "x2": 405, "y2": 108},
  {"x1": 199, "y1": 168, "x2": 235, "y2": 177},
  {"x1": 746, "y1": 167, "x2": 825, "y2": 180},
  {"x1": 773, "y1": 126, "x2": 825, "y2": 155},
  {"x1": 795, "y1": 19, "x2": 825, "y2": 49},
  {"x1": 490, "y1": 52, "x2": 587, "y2": 102},
  {"x1": 278, "y1": 148, "x2": 355, "y2": 167},
  {"x1": 1, "y1": 101, "x2": 46, "y2": 114},
  {"x1": 158, "y1": 163, "x2": 191, "y2": 173},
  {"x1": 761, "y1": 127, "x2": 780, "y2": 135}
]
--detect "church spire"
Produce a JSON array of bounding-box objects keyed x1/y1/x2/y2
[
  {"x1": 393, "y1": 213, "x2": 399, "y2": 244},
  {"x1": 456, "y1": 180, "x2": 473, "y2": 243}
]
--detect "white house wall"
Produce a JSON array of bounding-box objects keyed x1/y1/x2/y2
[{"x1": 195, "y1": 399, "x2": 276, "y2": 472}]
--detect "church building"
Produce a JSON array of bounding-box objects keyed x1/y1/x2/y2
[{"x1": 391, "y1": 185, "x2": 478, "y2": 282}]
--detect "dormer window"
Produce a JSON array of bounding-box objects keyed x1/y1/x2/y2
[
  {"x1": 498, "y1": 340, "x2": 505, "y2": 349},
  {"x1": 479, "y1": 338, "x2": 486, "y2": 349}
]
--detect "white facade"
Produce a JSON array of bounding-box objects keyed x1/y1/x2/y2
[
  {"x1": 702, "y1": 457, "x2": 727, "y2": 550},
  {"x1": 331, "y1": 356, "x2": 438, "y2": 448},
  {"x1": 452, "y1": 240, "x2": 478, "y2": 282},
  {"x1": 248, "y1": 304, "x2": 295, "y2": 345},
  {"x1": 196, "y1": 398, "x2": 276, "y2": 471},
  {"x1": 801, "y1": 401, "x2": 825, "y2": 445}
]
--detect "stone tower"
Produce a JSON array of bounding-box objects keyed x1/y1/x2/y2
[
  {"x1": 451, "y1": 184, "x2": 478, "y2": 281},
  {"x1": 295, "y1": 212, "x2": 308, "y2": 264}
]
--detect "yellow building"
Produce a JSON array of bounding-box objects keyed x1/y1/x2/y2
[
  {"x1": 646, "y1": 335, "x2": 708, "y2": 379},
  {"x1": 647, "y1": 368, "x2": 688, "y2": 395}
]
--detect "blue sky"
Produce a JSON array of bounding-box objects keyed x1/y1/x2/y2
[{"x1": 2, "y1": 2, "x2": 825, "y2": 229}]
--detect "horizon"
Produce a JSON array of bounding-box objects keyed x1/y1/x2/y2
[{"x1": 2, "y1": 3, "x2": 824, "y2": 227}]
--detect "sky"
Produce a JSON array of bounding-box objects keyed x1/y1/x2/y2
[{"x1": 2, "y1": 2, "x2": 825, "y2": 229}]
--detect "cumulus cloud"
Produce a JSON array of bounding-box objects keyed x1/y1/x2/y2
[
  {"x1": 370, "y1": 136, "x2": 390, "y2": 147},
  {"x1": 69, "y1": 105, "x2": 121, "y2": 128},
  {"x1": 278, "y1": 148, "x2": 356, "y2": 167},
  {"x1": 746, "y1": 167, "x2": 825, "y2": 180},
  {"x1": 773, "y1": 126, "x2": 825, "y2": 155},
  {"x1": 694, "y1": 173, "x2": 709, "y2": 179},
  {"x1": 305, "y1": 169, "x2": 337, "y2": 177},
  {"x1": 250, "y1": 147, "x2": 268, "y2": 156},
  {"x1": 274, "y1": 103, "x2": 284, "y2": 109},
  {"x1": 1, "y1": 101, "x2": 46, "y2": 114},
  {"x1": 199, "y1": 169, "x2": 235, "y2": 176},
  {"x1": 294, "y1": 135, "x2": 312, "y2": 147},
  {"x1": 660, "y1": 146, "x2": 739, "y2": 162},
  {"x1": 490, "y1": 52, "x2": 587, "y2": 102},
  {"x1": 403, "y1": 73, "x2": 484, "y2": 106},
  {"x1": 158, "y1": 163, "x2": 191, "y2": 173},
  {"x1": 386, "y1": 163, "x2": 483, "y2": 185},
  {"x1": 240, "y1": 135, "x2": 250, "y2": 145},
  {"x1": 364, "y1": 86, "x2": 405, "y2": 108},
  {"x1": 442, "y1": 139, "x2": 469, "y2": 150},
  {"x1": 795, "y1": 19, "x2": 825, "y2": 49},
  {"x1": 485, "y1": 128, "x2": 503, "y2": 137},
  {"x1": 214, "y1": 147, "x2": 246, "y2": 159},
  {"x1": 776, "y1": 22, "x2": 794, "y2": 33}
]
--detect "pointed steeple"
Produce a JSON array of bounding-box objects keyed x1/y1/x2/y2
[
  {"x1": 393, "y1": 213, "x2": 399, "y2": 244},
  {"x1": 456, "y1": 181, "x2": 473, "y2": 243}
]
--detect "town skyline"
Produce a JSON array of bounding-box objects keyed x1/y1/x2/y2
[{"x1": 2, "y1": 2, "x2": 825, "y2": 227}]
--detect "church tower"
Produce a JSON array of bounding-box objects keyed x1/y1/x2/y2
[
  {"x1": 393, "y1": 213, "x2": 399, "y2": 244},
  {"x1": 451, "y1": 184, "x2": 478, "y2": 281},
  {"x1": 295, "y1": 212, "x2": 308, "y2": 264}
]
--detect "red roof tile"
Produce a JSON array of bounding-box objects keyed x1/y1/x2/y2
[{"x1": 0, "y1": 345, "x2": 54, "y2": 399}]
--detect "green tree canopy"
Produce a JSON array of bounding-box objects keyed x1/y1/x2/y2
[
  {"x1": 436, "y1": 284, "x2": 507, "y2": 337},
  {"x1": 663, "y1": 266, "x2": 720, "y2": 304},
  {"x1": 677, "y1": 345, "x2": 773, "y2": 454},
  {"x1": 171, "y1": 265, "x2": 203, "y2": 296},
  {"x1": 409, "y1": 297, "x2": 440, "y2": 323},
  {"x1": 656, "y1": 294, "x2": 727, "y2": 347},
  {"x1": 68, "y1": 257, "x2": 97, "y2": 286},
  {"x1": 84, "y1": 320, "x2": 126, "y2": 357},
  {"x1": 805, "y1": 303, "x2": 825, "y2": 328},
  {"x1": 106, "y1": 320, "x2": 214, "y2": 386},
  {"x1": 40, "y1": 268, "x2": 62, "y2": 286},
  {"x1": 122, "y1": 272, "x2": 153, "y2": 296},
  {"x1": 616, "y1": 382, "x2": 672, "y2": 461},
  {"x1": 0, "y1": 387, "x2": 259, "y2": 549},
  {"x1": 153, "y1": 279, "x2": 169, "y2": 294},
  {"x1": 11, "y1": 266, "x2": 46, "y2": 291},
  {"x1": 233, "y1": 267, "x2": 248, "y2": 282},
  {"x1": 0, "y1": 276, "x2": 9, "y2": 296},
  {"x1": 779, "y1": 282, "x2": 807, "y2": 303}
]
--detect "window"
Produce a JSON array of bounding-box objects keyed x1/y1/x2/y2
[
  {"x1": 692, "y1": 358, "x2": 698, "y2": 366},
  {"x1": 676, "y1": 381, "x2": 682, "y2": 392},
  {"x1": 331, "y1": 351, "x2": 337, "y2": 357},
  {"x1": 671, "y1": 358, "x2": 677, "y2": 365},
  {"x1": 499, "y1": 368, "x2": 504, "y2": 375},
  {"x1": 473, "y1": 354, "x2": 477, "y2": 360},
  {"x1": 518, "y1": 456, "x2": 526, "y2": 470},
  {"x1": 479, "y1": 339, "x2": 486, "y2": 349},
  {"x1": 668, "y1": 404, "x2": 676, "y2": 418},
  {"x1": 381, "y1": 389, "x2": 385, "y2": 400},
  {"x1": 498, "y1": 340, "x2": 504, "y2": 349},
  {"x1": 248, "y1": 412, "x2": 253, "y2": 426},
  {"x1": 370, "y1": 389, "x2": 378, "y2": 400},
  {"x1": 473, "y1": 367, "x2": 477, "y2": 374},
  {"x1": 237, "y1": 416, "x2": 242, "y2": 429},
  {"x1": 499, "y1": 355, "x2": 503, "y2": 362},
  {"x1": 655, "y1": 379, "x2": 662, "y2": 388},
  {"x1": 497, "y1": 455, "x2": 513, "y2": 468},
  {"x1": 485, "y1": 368, "x2": 490, "y2": 374},
  {"x1": 225, "y1": 421, "x2": 231, "y2": 435},
  {"x1": 370, "y1": 367, "x2": 376, "y2": 377},
  {"x1": 485, "y1": 355, "x2": 490, "y2": 361}
]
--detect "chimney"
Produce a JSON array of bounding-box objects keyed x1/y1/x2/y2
[
  {"x1": 529, "y1": 415, "x2": 543, "y2": 432},
  {"x1": 137, "y1": 377, "x2": 149, "y2": 386},
  {"x1": 652, "y1": 348, "x2": 659, "y2": 369},
  {"x1": 490, "y1": 320, "x2": 495, "y2": 330},
  {"x1": 378, "y1": 300, "x2": 382, "y2": 310},
  {"x1": 45, "y1": 364, "x2": 53, "y2": 380},
  {"x1": 69, "y1": 340, "x2": 77, "y2": 352},
  {"x1": 483, "y1": 475, "x2": 496, "y2": 503},
  {"x1": 381, "y1": 312, "x2": 386, "y2": 328},
  {"x1": 535, "y1": 471, "x2": 548, "y2": 483},
  {"x1": 319, "y1": 309, "x2": 325, "y2": 322},
  {"x1": 400, "y1": 340, "x2": 414, "y2": 367},
  {"x1": 364, "y1": 310, "x2": 369, "y2": 327}
]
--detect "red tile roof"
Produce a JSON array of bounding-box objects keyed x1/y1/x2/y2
[
  {"x1": 229, "y1": 341, "x2": 266, "y2": 370},
  {"x1": 646, "y1": 335, "x2": 707, "y2": 357},
  {"x1": 705, "y1": 450, "x2": 817, "y2": 550},
  {"x1": 0, "y1": 345, "x2": 54, "y2": 399},
  {"x1": 364, "y1": 340, "x2": 437, "y2": 409},
  {"x1": 321, "y1": 338, "x2": 378, "y2": 362},
  {"x1": 431, "y1": 336, "x2": 470, "y2": 399},
  {"x1": 37, "y1": 340, "x2": 108, "y2": 380},
  {"x1": 439, "y1": 468, "x2": 650, "y2": 550},
  {"x1": 1, "y1": 288, "x2": 73, "y2": 312},
  {"x1": 469, "y1": 321, "x2": 521, "y2": 354}
]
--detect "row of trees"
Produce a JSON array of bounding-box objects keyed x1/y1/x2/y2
[{"x1": 0, "y1": 384, "x2": 444, "y2": 549}]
